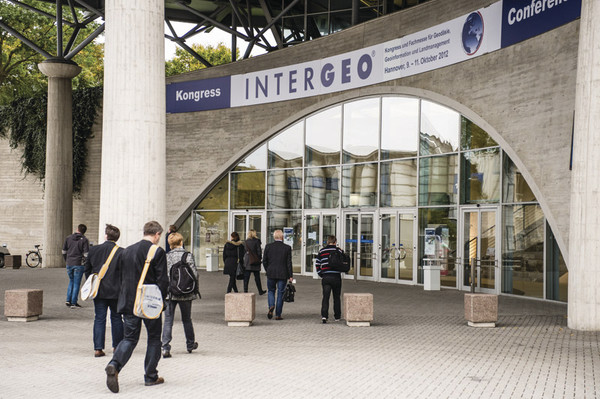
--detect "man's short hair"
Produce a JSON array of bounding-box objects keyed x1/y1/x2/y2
[
  {"x1": 143, "y1": 221, "x2": 163, "y2": 236},
  {"x1": 273, "y1": 229, "x2": 283, "y2": 240},
  {"x1": 168, "y1": 232, "x2": 183, "y2": 248},
  {"x1": 327, "y1": 235, "x2": 337, "y2": 245},
  {"x1": 169, "y1": 225, "x2": 177, "y2": 233},
  {"x1": 105, "y1": 224, "x2": 120, "y2": 242},
  {"x1": 78, "y1": 224, "x2": 87, "y2": 235}
]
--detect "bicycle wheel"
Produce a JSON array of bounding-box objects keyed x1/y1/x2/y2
[{"x1": 26, "y1": 252, "x2": 40, "y2": 268}]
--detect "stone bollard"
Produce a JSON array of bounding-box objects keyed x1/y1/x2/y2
[
  {"x1": 6, "y1": 255, "x2": 22, "y2": 269},
  {"x1": 5, "y1": 289, "x2": 43, "y2": 321},
  {"x1": 343, "y1": 293, "x2": 373, "y2": 327},
  {"x1": 464, "y1": 293, "x2": 498, "y2": 327},
  {"x1": 224, "y1": 293, "x2": 255, "y2": 326}
]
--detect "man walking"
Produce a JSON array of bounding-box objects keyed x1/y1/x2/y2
[
  {"x1": 63, "y1": 224, "x2": 90, "y2": 309},
  {"x1": 262, "y1": 229, "x2": 293, "y2": 320},
  {"x1": 105, "y1": 221, "x2": 169, "y2": 393},
  {"x1": 84, "y1": 224, "x2": 124, "y2": 358},
  {"x1": 316, "y1": 236, "x2": 344, "y2": 323}
]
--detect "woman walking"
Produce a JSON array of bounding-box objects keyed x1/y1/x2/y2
[
  {"x1": 244, "y1": 229, "x2": 266, "y2": 295},
  {"x1": 223, "y1": 232, "x2": 244, "y2": 293}
]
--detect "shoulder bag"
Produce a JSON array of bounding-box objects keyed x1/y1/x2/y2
[
  {"x1": 133, "y1": 245, "x2": 164, "y2": 319},
  {"x1": 81, "y1": 244, "x2": 120, "y2": 301}
]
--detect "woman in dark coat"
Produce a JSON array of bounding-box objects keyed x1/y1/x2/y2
[
  {"x1": 223, "y1": 232, "x2": 244, "y2": 293},
  {"x1": 244, "y1": 229, "x2": 266, "y2": 295}
]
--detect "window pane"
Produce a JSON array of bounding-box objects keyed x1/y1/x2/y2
[
  {"x1": 502, "y1": 204, "x2": 544, "y2": 298},
  {"x1": 418, "y1": 207, "x2": 458, "y2": 287},
  {"x1": 341, "y1": 163, "x2": 378, "y2": 208},
  {"x1": 419, "y1": 155, "x2": 458, "y2": 205},
  {"x1": 305, "y1": 167, "x2": 340, "y2": 209},
  {"x1": 380, "y1": 159, "x2": 417, "y2": 207},
  {"x1": 192, "y1": 211, "x2": 228, "y2": 269},
  {"x1": 420, "y1": 100, "x2": 459, "y2": 155},
  {"x1": 267, "y1": 169, "x2": 302, "y2": 209},
  {"x1": 503, "y1": 153, "x2": 536, "y2": 203},
  {"x1": 461, "y1": 116, "x2": 497, "y2": 150},
  {"x1": 179, "y1": 213, "x2": 192, "y2": 249},
  {"x1": 460, "y1": 148, "x2": 500, "y2": 204},
  {"x1": 268, "y1": 121, "x2": 303, "y2": 169},
  {"x1": 342, "y1": 98, "x2": 379, "y2": 163},
  {"x1": 235, "y1": 144, "x2": 267, "y2": 171},
  {"x1": 546, "y1": 221, "x2": 567, "y2": 302},
  {"x1": 381, "y1": 97, "x2": 419, "y2": 159},
  {"x1": 230, "y1": 172, "x2": 265, "y2": 209},
  {"x1": 196, "y1": 175, "x2": 228, "y2": 210},
  {"x1": 306, "y1": 106, "x2": 341, "y2": 166},
  {"x1": 267, "y1": 211, "x2": 302, "y2": 274}
]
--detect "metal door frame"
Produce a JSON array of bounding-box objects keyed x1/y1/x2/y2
[
  {"x1": 342, "y1": 210, "x2": 378, "y2": 281},
  {"x1": 379, "y1": 209, "x2": 417, "y2": 284},
  {"x1": 302, "y1": 211, "x2": 339, "y2": 276},
  {"x1": 230, "y1": 211, "x2": 266, "y2": 243}
]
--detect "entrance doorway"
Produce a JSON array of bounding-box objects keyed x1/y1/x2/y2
[
  {"x1": 380, "y1": 211, "x2": 417, "y2": 283},
  {"x1": 344, "y1": 212, "x2": 376, "y2": 280},
  {"x1": 304, "y1": 213, "x2": 338, "y2": 275},
  {"x1": 459, "y1": 207, "x2": 499, "y2": 293},
  {"x1": 231, "y1": 211, "x2": 265, "y2": 242}
]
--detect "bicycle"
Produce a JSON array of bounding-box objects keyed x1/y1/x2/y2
[{"x1": 25, "y1": 245, "x2": 42, "y2": 268}]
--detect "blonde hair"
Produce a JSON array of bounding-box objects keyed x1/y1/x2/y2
[
  {"x1": 168, "y1": 232, "x2": 184, "y2": 248},
  {"x1": 273, "y1": 229, "x2": 283, "y2": 240},
  {"x1": 246, "y1": 229, "x2": 258, "y2": 240}
]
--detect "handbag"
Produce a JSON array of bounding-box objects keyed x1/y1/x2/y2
[
  {"x1": 133, "y1": 245, "x2": 164, "y2": 319},
  {"x1": 283, "y1": 282, "x2": 296, "y2": 303},
  {"x1": 81, "y1": 244, "x2": 120, "y2": 301},
  {"x1": 245, "y1": 242, "x2": 260, "y2": 265},
  {"x1": 236, "y1": 246, "x2": 245, "y2": 280}
]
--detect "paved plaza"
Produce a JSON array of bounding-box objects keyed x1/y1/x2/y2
[{"x1": 0, "y1": 267, "x2": 597, "y2": 398}]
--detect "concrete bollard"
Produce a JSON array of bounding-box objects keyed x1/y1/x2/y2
[
  {"x1": 5, "y1": 289, "x2": 43, "y2": 321},
  {"x1": 343, "y1": 293, "x2": 373, "y2": 327},
  {"x1": 224, "y1": 293, "x2": 255, "y2": 326},
  {"x1": 464, "y1": 293, "x2": 498, "y2": 327}
]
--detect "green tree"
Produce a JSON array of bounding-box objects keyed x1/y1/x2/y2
[{"x1": 165, "y1": 43, "x2": 237, "y2": 77}]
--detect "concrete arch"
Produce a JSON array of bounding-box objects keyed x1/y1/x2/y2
[{"x1": 172, "y1": 86, "x2": 567, "y2": 260}]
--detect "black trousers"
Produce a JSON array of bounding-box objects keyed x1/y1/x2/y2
[
  {"x1": 321, "y1": 273, "x2": 342, "y2": 319},
  {"x1": 243, "y1": 270, "x2": 264, "y2": 293},
  {"x1": 226, "y1": 272, "x2": 238, "y2": 293}
]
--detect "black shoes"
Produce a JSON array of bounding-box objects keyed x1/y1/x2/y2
[
  {"x1": 71, "y1": 303, "x2": 82, "y2": 309},
  {"x1": 187, "y1": 342, "x2": 198, "y2": 353},
  {"x1": 162, "y1": 349, "x2": 171, "y2": 358},
  {"x1": 65, "y1": 302, "x2": 71, "y2": 307},
  {"x1": 145, "y1": 377, "x2": 165, "y2": 387},
  {"x1": 322, "y1": 317, "x2": 327, "y2": 324},
  {"x1": 259, "y1": 290, "x2": 267, "y2": 296},
  {"x1": 105, "y1": 363, "x2": 119, "y2": 393},
  {"x1": 267, "y1": 306, "x2": 274, "y2": 319}
]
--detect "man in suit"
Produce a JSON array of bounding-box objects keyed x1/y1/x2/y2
[
  {"x1": 84, "y1": 224, "x2": 124, "y2": 358},
  {"x1": 105, "y1": 221, "x2": 169, "y2": 393},
  {"x1": 262, "y1": 229, "x2": 293, "y2": 320}
]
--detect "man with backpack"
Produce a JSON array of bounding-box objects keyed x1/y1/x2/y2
[
  {"x1": 316, "y1": 236, "x2": 349, "y2": 323},
  {"x1": 161, "y1": 232, "x2": 199, "y2": 358}
]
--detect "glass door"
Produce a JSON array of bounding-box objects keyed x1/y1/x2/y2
[
  {"x1": 231, "y1": 211, "x2": 265, "y2": 242},
  {"x1": 344, "y1": 212, "x2": 376, "y2": 281},
  {"x1": 459, "y1": 207, "x2": 499, "y2": 293},
  {"x1": 380, "y1": 211, "x2": 417, "y2": 283},
  {"x1": 304, "y1": 212, "x2": 338, "y2": 276}
]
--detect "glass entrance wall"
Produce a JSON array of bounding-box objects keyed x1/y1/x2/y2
[{"x1": 181, "y1": 95, "x2": 567, "y2": 302}]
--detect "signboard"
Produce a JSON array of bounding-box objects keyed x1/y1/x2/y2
[
  {"x1": 283, "y1": 227, "x2": 294, "y2": 247},
  {"x1": 424, "y1": 228, "x2": 436, "y2": 256}
]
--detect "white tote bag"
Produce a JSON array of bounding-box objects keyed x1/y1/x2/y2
[
  {"x1": 133, "y1": 245, "x2": 164, "y2": 319},
  {"x1": 81, "y1": 244, "x2": 120, "y2": 301}
]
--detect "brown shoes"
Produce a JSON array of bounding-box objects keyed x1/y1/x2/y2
[
  {"x1": 105, "y1": 364, "x2": 119, "y2": 393},
  {"x1": 275, "y1": 316, "x2": 283, "y2": 320},
  {"x1": 95, "y1": 350, "x2": 106, "y2": 357},
  {"x1": 145, "y1": 377, "x2": 165, "y2": 387}
]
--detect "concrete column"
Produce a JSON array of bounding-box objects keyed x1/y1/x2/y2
[
  {"x1": 38, "y1": 60, "x2": 81, "y2": 268},
  {"x1": 568, "y1": 0, "x2": 600, "y2": 330},
  {"x1": 100, "y1": 0, "x2": 166, "y2": 246}
]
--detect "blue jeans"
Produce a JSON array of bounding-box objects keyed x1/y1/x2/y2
[
  {"x1": 93, "y1": 298, "x2": 124, "y2": 350},
  {"x1": 267, "y1": 278, "x2": 287, "y2": 317},
  {"x1": 109, "y1": 314, "x2": 163, "y2": 383},
  {"x1": 66, "y1": 265, "x2": 85, "y2": 305}
]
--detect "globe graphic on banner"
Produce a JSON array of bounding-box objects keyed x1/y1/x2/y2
[{"x1": 462, "y1": 11, "x2": 484, "y2": 55}]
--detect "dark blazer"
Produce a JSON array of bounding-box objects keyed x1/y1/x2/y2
[
  {"x1": 84, "y1": 241, "x2": 123, "y2": 299},
  {"x1": 223, "y1": 240, "x2": 244, "y2": 275},
  {"x1": 262, "y1": 240, "x2": 293, "y2": 280},
  {"x1": 116, "y1": 239, "x2": 168, "y2": 315},
  {"x1": 244, "y1": 238, "x2": 262, "y2": 272}
]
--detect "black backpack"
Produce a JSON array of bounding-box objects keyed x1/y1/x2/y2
[
  {"x1": 169, "y1": 252, "x2": 197, "y2": 296},
  {"x1": 328, "y1": 250, "x2": 350, "y2": 273}
]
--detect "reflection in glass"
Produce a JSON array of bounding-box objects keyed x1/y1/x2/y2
[
  {"x1": 305, "y1": 215, "x2": 319, "y2": 273},
  {"x1": 380, "y1": 159, "x2": 417, "y2": 207},
  {"x1": 419, "y1": 155, "x2": 458, "y2": 205},
  {"x1": 360, "y1": 214, "x2": 374, "y2": 277},
  {"x1": 546, "y1": 221, "x2": 567, "y2": 302},
  {"x1": 267, "y1": 211, "x2": 302, "y2": 273},
  {"x1": 503, "y1": 153, "x2": 536, "y2": 203},
  {"x1": 196, "y1": 175, "x2": 228, "y2": 210},
  {"x1": 342, "y1": 163, "x2": 378, "y2": 208},
  {"x1": 230, "y1": 172, "x2": 265, "y2": 209},
  {"x1": 399, "y1": 214, "x2": 414, "y2": 281},
  {"x1": 233, "y1": 214, "x2": 246, "y2": 239},
  {"x1": 461, "y1": 116, "x2": 497, "y2": 150},
  {"x1": 381, "y1": 214, "x2": 396, "y2": 279},
  {"x1": 267, "y1": 169, "x2": 302, "y2": 209},
  {"x1": 460, "y1": 148, "x2": 500, "y2": 204},
  {"x1": 343, "y1": 98, "x2": 379, "y2": 163},
  {"x1": 306, "y1": 106, "x2": 342, "y2": 166},
  {"x1": 179, "y1": 214, "x2": 192, "y2": 249},
  {"x1": 192, "y1": 211, "x2": 228, "y2": 269},
  {"x1": 381, "y1": 97, "x2": 419, "y2": 159},
  {"x1": 420, "y1": 100, "x2": 459, "y2": 155},
  {"x1": 305, "y1": 167, "x2": 340, "y2": 209},
  {"x1": 235, "y1": 144, "x2": 267, "y2": 171},
  {"x1": 268, "y1": 121, "x2": 304, "y2": 169},
  {"x1": 419, "y1": 207, "x2": 457, "y2": 287},
  {"x1": 502, "y1": 204, "x2": 544, "y2": 298}
]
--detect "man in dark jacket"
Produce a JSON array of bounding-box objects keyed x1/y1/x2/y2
[
  {"x1": 105, "y1": 221, "x2": 169, "y2": 393},
  {"x1": 262, "y1": 229, "x2": 293, "y2": 320},
  {"x1": 62, "y1": 224, "x2": 90, "y2": 308},
  {"x1": 84, "y1": 224, "x2": 124, "y2": 358},
  {"x1": 315, "y1": 236, "x2": 344, "y2": 323}
]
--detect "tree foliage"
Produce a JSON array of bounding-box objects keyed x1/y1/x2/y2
[{"x1": 165, "y1": 43, "x2": 237, "y2": 77}]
